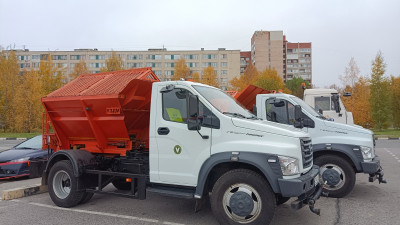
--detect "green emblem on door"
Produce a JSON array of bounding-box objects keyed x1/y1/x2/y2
[{"x1": 174, "y1": 145, "x2": 182, "y2": 154}]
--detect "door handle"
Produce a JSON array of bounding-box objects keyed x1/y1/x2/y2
[{"x1": 157, "y1": 127, "x2": 170, "y2": 135}]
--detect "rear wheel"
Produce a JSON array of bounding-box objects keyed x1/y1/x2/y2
[
  {"x1": 48, "y1": 160, "x2": 85, "y2": 207},
  {"x1": 210, "y1": 169, "x2": 276, "y2": 225},
  {"x1": 314, "y1": 155, "x2": 356, "y2": 198}
]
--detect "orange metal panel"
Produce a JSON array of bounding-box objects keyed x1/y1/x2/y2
[{"x1": 233, "y1": 85, "x2": 273, "y2": 113}]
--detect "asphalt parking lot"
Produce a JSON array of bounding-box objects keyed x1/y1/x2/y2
[{"x1": 0, "y1": 139, "x2": 399, "y2": 225}]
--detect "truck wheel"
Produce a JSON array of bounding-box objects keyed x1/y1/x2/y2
[
  {"x1": 210, "y1": 169, "x2": 276, "y2": 225},
  {"x1": 48, "y1": 160, "x2": 85, "y2": 207},
  {"x1": 314, "y1": 155, "x2": 356, "y2": 198},
  {"x1": 79, "y1": 192, "x2": 94, "y2": 204}
]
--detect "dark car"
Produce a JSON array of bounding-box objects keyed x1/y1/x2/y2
[{"x1": 0, "y1": 135, "x2": 51, "y2": 179}]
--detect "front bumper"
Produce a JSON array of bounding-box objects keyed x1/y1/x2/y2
[
  {"x1": 0, "y1": 161, "x2": 30, "y2": 179},
  {"x1": 277, "y1": 165, "x2": 323, "y2": 215},
  {"x1": 278, "y1": 165, "x2": 320, "y2": 197},
  {"x1": 361, "y1": 155, "x2": 386, "y2": 184}
]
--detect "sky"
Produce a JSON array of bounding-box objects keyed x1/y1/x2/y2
[{"x1": 0, "y1": 0, "x2": 399, "y2": 87}]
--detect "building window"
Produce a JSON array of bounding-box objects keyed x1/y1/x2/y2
[
  {"x1": 166, "y1": 70, "x2": 174, "y2": 76},
  {"x1": 52, "y1": 55, "x2": 67, "y2": 60},
  {"x1": 154, "y1": 70, "x2": 162, "y2": 76},
  {"x1": 165, "y1": 63, "x2": 175, "y2": 68},
  {"x1": 19, "y1": 63, "x2": 30, "y2": 68},
  {"x1": 221, "y1": 70, "x2": 227, "y2": 75},
  {"x1": 202, "y1": 54, "x2": 218, "y2": 60},
  {"x1": 32, "y1": 55, "x2": 40, "y2": 60},
  {"x1": 127, "y1": 54, "x2": 142, "y2": 60},
  {"x1": 18, "y1": 55, "x2": 30, "y2": 61},
  {"x1": 221, "y1": 54, "x2": 227, "y2": 59},
  {"x1": 220, "y1": 78, "x2": 227, "y2": 83},
  {"x1": 33, "y1": 62, "x2": 40, "y2": 68},
  {"x1": 70, "y1": 55, "x2": 86, "y2": 60},
  {"x1": 221, "y1": 62, "x2": 228, "y2": 67},
  {"x1": 146, "y1": 55, "x2": 162, "y2": 60},
  {"x1": 165, "y1": 55, "x2": 181, "y2": 60},
  {"x1": 184, "y1": 54, "x2": 199, "y2": 60},
  {"x1": 186, "y1": 62, "x2": 199, "y2": 68},
  {"x1": 89, "y1": 55, "x2": 105, "y2": 60}
]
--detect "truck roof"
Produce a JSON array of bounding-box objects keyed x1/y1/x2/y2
[{"x1": 303, "y1": 88, "x2": 338, "y2": 95}]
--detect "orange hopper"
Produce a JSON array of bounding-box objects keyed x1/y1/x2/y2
[
  {"x1": 42, "y1": 68, "x2": 159, "y2": 156},
  {"x1": 229, "y1": 85, "x2": 273, "y2": 113}
]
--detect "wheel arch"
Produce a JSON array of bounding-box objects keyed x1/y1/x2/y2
[
  {"x1": 313, "y1": 148, "x2": 361, "y2": 172},
  {"x1": 195, "y1": 152, "x2": 282, "y2": 198}
]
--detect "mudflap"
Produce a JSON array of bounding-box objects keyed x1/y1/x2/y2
[
  {"x1": 290, "y1": 183, "x2": 323, "y2": 215},
  {"x1": 29, "y1": 159, "x2": 48, "y2": 178},
  {"x1": 369, "y1": 166, "x2": 387, "y2": 184}
]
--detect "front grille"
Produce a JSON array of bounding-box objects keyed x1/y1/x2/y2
[{"x1": 301, "y1": 138, "x2": 313, "y2": 169}]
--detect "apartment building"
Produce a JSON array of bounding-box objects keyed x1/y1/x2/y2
[
  {"x1": 240, "y1": 51, "x2": 251, "y2": 75},
  {"x1": 285, "y1": 43, "x2": 312, "y2": 84},
  {"x1": 250, "y1": 30, "x2": 312, "y2": 84},
  {"x1": 10, "y1": 48, "x2": 240, "y2": 90}
]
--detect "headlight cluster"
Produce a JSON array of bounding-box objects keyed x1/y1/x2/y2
[
  {"x1": 9, "y1": 157, "x2": 30, "y2": 162},
  {"x1": 278, "y1": 156, "x2": 299, "y2": 175},
  {"x1": 360, "y1": 146, "x2": 373, "y2": 159}
]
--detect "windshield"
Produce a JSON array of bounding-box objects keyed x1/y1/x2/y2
[
  {"x1": 193, "y1": 85, "x2": 254, "y2": 118},
  {"x1": 15, "y1": 135, "x2": 42, "y2": 149},
  {"x1": 290, "y1": 96, "x2": 325, "y2": 119}
]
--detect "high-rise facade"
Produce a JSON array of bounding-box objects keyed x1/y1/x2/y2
[
  {"x1": 250, "y1": 30, "x2": 312, "y2": 84},
  {"x1": 9, "y1": 48, "x2": 240, "y2": 90}
]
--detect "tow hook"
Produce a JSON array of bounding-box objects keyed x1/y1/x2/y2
[
  {"x1": 369, "y1": 167, "x2": 387, "y2": 184},
  {"x1": 308, "y1": 185, "x2": 323, "y2": 216}
]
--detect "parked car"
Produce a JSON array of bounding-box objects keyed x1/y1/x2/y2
[{"x1": 0, "y1": 135, "x2": 50, "y2": 179}]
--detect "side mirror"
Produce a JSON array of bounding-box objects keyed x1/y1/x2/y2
[
  {"x1": 187, "y1": 95, "x2": 201, "y2": 131},
  {"x1": 331, "y1": 94, "x2": 341, "y2": 113},
  {"x1": 294, "y1": 105, "x2": 304, "y2": 128},
  {"x1": 273, "y1": 101, "x2": 285, "y2": 107},
  {"x1": 303, "y1": 118, "x2": 315, "y2": 128},
  {"x1": 343, "y1": 92, "x2": 352, "y2": 97}
]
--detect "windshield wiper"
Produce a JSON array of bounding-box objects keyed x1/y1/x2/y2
[
  {"x1": 223, "y1": 112, "x2": 247, "y2": 118},
  {"x1": 316, "y1": 115, "x2": 326, "y2": 120},
  {"x1": 15, "y1": 147, "x2": 35, "y2": 150}
]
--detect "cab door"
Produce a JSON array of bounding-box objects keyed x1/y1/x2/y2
[{"x1": 154, "y1": 85, "x2": 212, "y2": 186}]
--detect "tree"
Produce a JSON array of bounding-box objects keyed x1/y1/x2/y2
[
  {"x1": 13, "y1": 70, "x2": 43, "y2": 132},
  {"x1": 201, "y1": 66, "x2": 219, "y2": 87},
  {"x1": 191, "y1": 71, "x2": 200, "y2": 82},
  {"x1": 369, "y1": 51, "x2": 391, "y2": 130},
  {"x1": 351, "y1": 76, "x2": 374, "y2": 128},
  {"x1": 39, "y1": 55, "x2": 65, "y2": 95},
  {"x1": 230, "y1": 63, "x2": 258, "y2": 91},
  {"x1": 391, "y1": 75, "x2": 400, "y2": 128},
  {"x1": 172, "y1": 58, "x2": 190, "y2": 81},
  {"x1": 340, "y1": 57, "x2": 360, "y2": 88},
  {"x1": 70, "y1": 59, "x2": 89, "y2": 80},
  {"x1": 0, "y1": 51, "x2": 19, "y2": 132},
  {"x1": 100, "y1": 51, "x2": 124, "y2": 72},
  {"x1": 253, "y1": 68, "x2": 290, "y2": 93},
  {"x1": 285, "y1": 76, "x2": 310, "y2": 99}
]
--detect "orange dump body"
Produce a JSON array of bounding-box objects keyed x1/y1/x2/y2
[
  {"x1": 231, "y1": 85, "x2": 273, "y2": 113},
  {"x1": 42, "y1": 68, "x2": 159, "y2": 156}
]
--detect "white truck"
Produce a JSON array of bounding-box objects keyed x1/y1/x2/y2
[
  {"x1": 38, "y1": 69, "x2": 322, "y2": 225},
  {"x1": 251, "y1": 92, "x2": 386, "y2": 197},
  {"x1": 303, "y1": 89, "x2": 354, "y2": 125}
]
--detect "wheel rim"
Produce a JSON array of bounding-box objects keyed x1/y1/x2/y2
[
  {"x1": 53, "y1": 170, "x2": 71, "y2": 199},
  {"x1": 222, "y1": 183, "x2": 262, "y2": 223},
  {"x1": 320, "y1": 163, "x2": 346, "y2": 191}
]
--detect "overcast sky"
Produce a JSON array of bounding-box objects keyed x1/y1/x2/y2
[{"x1": 0, "y1": 0, "x2": 399, "y2": 87}]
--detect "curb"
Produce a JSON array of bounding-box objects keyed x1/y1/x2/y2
[
  {"x1": 1, "y1": 184, "x2": 48, "y2": 200},
  {"x1": 374, "y1": 137, "x2": 400, "y2": 140},
  {"x1": 0, "y1": 138, "x2": 27, "y2": 140}
]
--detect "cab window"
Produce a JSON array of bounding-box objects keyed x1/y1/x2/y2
[
  {"x1": 266, "y1": 98, "x2": 295, "y2": 125},
  {"x1": 315, "y1": 96, "x2": 334, "y2": 112}
]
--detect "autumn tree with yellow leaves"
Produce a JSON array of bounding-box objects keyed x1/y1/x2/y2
[
  {"x1": 172, "y1": 58, "x2": 190, "y2": 81},
  {"x1": 100, "y1": 51, "x2": 124, "y2": 72},
  {"x1": 70, "y1": 59, "x2": 89, "y2": 80},
  {"x1": 391, "y1": 75, "x2": 400, "y2": 128},
  {"x1": 253, "y1": 68, "x2": 290, "y2": 93},
  {"x1": 191, "y1": 71, "x2": 200, "y2": 82},
  {"x1": 201, "y1": 66, "x2": 219, "y2": 87},
  {"x1": 229, "y1": 63, "x2": 258, "y2": 91},
  {"x1": 349, "y1": 77, "x2": 374, "y2": 128},
  {"x1": 39, "y1": 55, "x2": 65, "y2": 94}
]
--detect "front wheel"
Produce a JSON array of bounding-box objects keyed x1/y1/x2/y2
[
  {"x1": 48, "y1": 160, "x2": 85, "y2": 207},
  {"x1": 210, "y1": 169, "x2": 276, "y2": 225},
  {"x1": 314, "y1": 155, "x2": 356, "y2": 198}
]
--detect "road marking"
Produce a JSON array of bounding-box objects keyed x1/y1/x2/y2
[
  {"x1": 0, "y1": 204, "x2": 19, "y2": 210},
  {"x1": 29, "y1": 202, "x2": 185, "y2": 225}
]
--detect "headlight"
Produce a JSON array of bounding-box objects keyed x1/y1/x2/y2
[
  {"x1": 9, "y1": 157, "x2": 30, "y2": 162},
  {"x1": 360, "y1": 146, "x2": 373, "y2": 159},
  {"x1": 278, "y1": 156, "x2": 299, "y2": 175}
]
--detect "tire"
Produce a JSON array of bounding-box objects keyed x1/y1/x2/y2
[
  {"x1": 314, "y1": 155, "x2": 356, "y2": 198},
  {"x1": 210, "y1": 169, "x2": 276, "y2": 225},
  {"x1": 79, "y1": 192, "x2": 94, "y2": 204},
  {"x1": 112, "y1": 178, "x2": 133, "y2": 191},
  {"x1": 48, "y1": 160, "x2": 85, "y2": 207},
  {"x1": 276, "y1": 196, "x2": 291, "y2": 205}
]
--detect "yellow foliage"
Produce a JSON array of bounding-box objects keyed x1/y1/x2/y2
[
  {"x1": 201, "y1": 66, "x2": 219, "y2": 87},
  {"x1": 100, "y1": 51, "x2": 124, "y2": 72},
  {"x1": 39, "y1": 55, "x2": 65, "y2": 95},
  {"x1": 253, "y1": 69, "x2": 290, "y2": 93},
  {"x1": 172, "y1": 58, "x2": 190, "y2": 81},
  {"x1": 70, "y1": 59, "x2": 89, "y2": 80},
  {"x1": 191, "y1": 72, "x2": 200, "y2": 82},
  {"x1": 391, "y1": 75, "x2": 400, "y2": 128},
  {"x1": 13, "y1": 70, "x2": 43, "y2": 132},
  {"x1": 229, "y1": 63, "x2": 258, "y2": 91}
]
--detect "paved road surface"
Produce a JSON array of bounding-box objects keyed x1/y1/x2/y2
[{"x1": 0, "y1": 140, "x2": 398, "y2": 225}]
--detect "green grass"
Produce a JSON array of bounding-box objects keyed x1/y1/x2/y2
[
  {"x1": 0, "y1": 133, "x2": 41, "y2": 138},
  {"x1": 372, "y1": 129, "x2": 400, "y2": 138}
]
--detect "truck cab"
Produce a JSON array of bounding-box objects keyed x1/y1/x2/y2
[
  {"x1": 40, "y1": 68, "x2": 322, "y2": 225},
  {"x1": 255, "y1": 93, "x2": 385, "y2": 197},
  {"x1": 303, "y1": 89, "x2": 354, "y2": 125}
]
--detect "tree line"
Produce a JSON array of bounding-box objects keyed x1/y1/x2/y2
[{"x1": 0, "y1": 50, "x2": 398, "y2": 133}]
